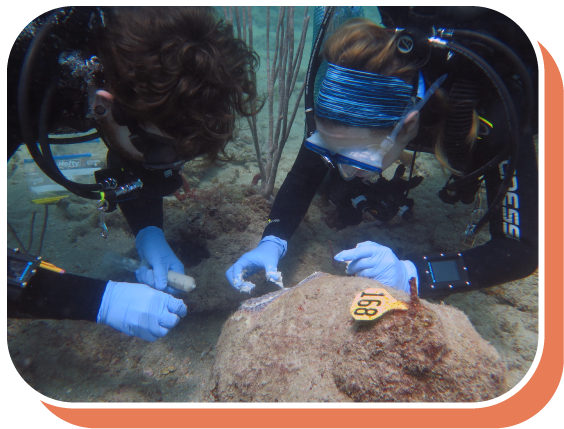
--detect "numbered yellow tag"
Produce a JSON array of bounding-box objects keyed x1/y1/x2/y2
[{"x1": 350, "y1": 288, "x2": 408, "y2": 321}]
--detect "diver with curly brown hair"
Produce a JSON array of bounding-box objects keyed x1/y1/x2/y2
[{"x1": 7, "y1": 6, "x2": 260, "y2": 341}]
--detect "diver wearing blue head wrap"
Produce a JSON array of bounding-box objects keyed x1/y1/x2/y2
[
  {"x1": 315, "y1": 63, "x2": 415, "y2": 129},
  {"x1": 307, "y1": 61, "x2": 446, "y2": 178},
  {"x1": 228, "y1": 9, "x2": 538, "y2": 314}
]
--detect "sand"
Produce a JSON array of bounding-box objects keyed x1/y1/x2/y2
[{"x1": 5, "y1": 125, "x2": 539, "y2": 403}]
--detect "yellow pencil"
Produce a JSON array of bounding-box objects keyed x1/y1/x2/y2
[
  {"x1": 32, "y1": 195, "x2": 69, "y2": 204},
  {"x1": 40, "y1": 261, "x2": 65, "y2": 274}
]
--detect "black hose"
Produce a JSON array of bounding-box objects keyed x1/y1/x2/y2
[
  {"x1": 444, "y1": 78, "x2": 480, "y2": 174},
  {"x1": 23, "y1": 84, "x2": 68, "y2": 186},
  {"x1": 443, "y1": 40, "x2": 519, "y2": 189},
  {"x1": 304, "y1": 7, "x2": 334, "y2": 137},
  {"x1": 17, "y1": 10, "x2": 64, "y2": 147},
  {"x1": 18, "y1": 10, "x2": 103, "y2": 199},
  {"x1": 443, "y1": 40, "x2": 519, "y2": 235},
  {"x1": 48, "y1": 132, "x2": 100, "y2": 144},
  {"x1": 450, "y1": 29, "x2": 534, "y2": 133},
  {"x1": 18, "y1": 11, "x2": 100, "y2": 145},
  {"x1": 35, "y1": 80, "x2": 102, "y2": 198},
  {"x1": 38, "y1": 80, "x2": 64, "y2": 174}
]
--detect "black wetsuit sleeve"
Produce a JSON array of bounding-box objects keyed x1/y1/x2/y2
[
  {"x1": 8, "y1": 269, "x2": 108, "y2": 322},
  {"x1": 105, "y1": 149, "x2": 165, "y2": 236},
  {"x1": 411, "y1": 129, "x2": 538, "y2": 299},
  {"x1": 117, "y1": 197, "x2": 164, "y2": 236},
  {"x1": 262, "y1": 141, "x2": 328, "y2": 241}
]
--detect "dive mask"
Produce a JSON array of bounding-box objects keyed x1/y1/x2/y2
[
  {"x1": 306, "y1": 73, "x2": 447, "y2": 180},
  {"x1": 305, "y1": 128, "x2": 387, "y2": 180}
]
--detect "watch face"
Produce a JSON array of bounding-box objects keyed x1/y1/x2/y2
[
  {"x1": 423, "y1": 253, "x2": 470, "y2": 293},
  {"x1": 429, "y1": 260, "x2": 461, "y2": 283}
]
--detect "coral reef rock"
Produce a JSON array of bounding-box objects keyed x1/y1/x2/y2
[{"x1": 209, "y1": 273, "x2": 506, "y2": 402}]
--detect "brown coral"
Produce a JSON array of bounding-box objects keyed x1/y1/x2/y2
[{"x1": 209, "y1": 274, "x2": 506, "y2": 402}]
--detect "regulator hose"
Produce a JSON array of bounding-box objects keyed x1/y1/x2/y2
[
  {"x1": 36, "y1": 79, "x2": 103, "y2": 198},
  {"x1": 440, "y1": 39, "x2": 520, "y2": 235},
  {"x1": 18, "y1": 10, "x2": 106, "y2": 199},
  {"x1": 444, "y1": 78, "x2": 480, "y2": 174},
  {"x1": 17, "y1": 10, "x2": 63, "y2": 148},
  {"x1": 437, "y1": 77, "x2": 482, "y2": 205},
  {"x1": 446, "y1": 29, "x2": 534, "y2": 133}
]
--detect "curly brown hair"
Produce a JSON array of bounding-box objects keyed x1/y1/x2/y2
[{"x1": 96, "y1": 6, "x2": 260, "y2": 162}]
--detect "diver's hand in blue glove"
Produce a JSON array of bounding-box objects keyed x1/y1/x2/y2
[
  {"x1": 225, "y1": 236, "x2": 287, "y2": 292},
  {"x1": 334, "y1": 241, "x2": 418, "y2": 294},
  {"x1": 135, "y1": 226, "x2": 184, "y2": 291},
  {"x1": 135, "y1": 265, "x2": 184, "y2": 297},
  {"x1": 97, "y1": 280, "x2": 187, "y2": 342}
]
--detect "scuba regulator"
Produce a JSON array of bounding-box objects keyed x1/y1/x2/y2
[
  {"x1": 390, "y1": 7, "x2": 533, "y2": 240},
  {"x1": 15, "y1": 8, "x2": 189, "y2": 238}
]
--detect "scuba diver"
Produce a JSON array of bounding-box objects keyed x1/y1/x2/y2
[
  {"x1": 226, "y1": 6, "x2": 538, "y2": 299},
  {"x1": 7, "y1": 6, "x2": 260, "y2": 341}
]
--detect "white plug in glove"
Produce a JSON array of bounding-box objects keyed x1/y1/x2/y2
[
  {"x1": 334, "y1": 241, "x2": 418, "y2": 294},
  {"x1": 134, "y1": 265, "x2": 185, "y2": 297},
  {"x1": 135, "y1": 226, "x2": 184, "y2": 292},
  {"x1": 225, "y1": 236, "x2": 287, "y2": 293},
  {"x1": 97, "y1": 280, "x2": 187, "y2": 342}
]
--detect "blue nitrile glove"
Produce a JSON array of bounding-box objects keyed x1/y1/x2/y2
[
  {"x1": 225, "y1": 236, "x2": 287, "y2": 292},
  {"x1": 334, "y1": 241, "x2": 418, "y2": 294},
  {"x1": 135, "y1": 226, "x2": 184, "y2": 291},
  {"x1": 97, "y1": 280, "x2": 187, "y2": 342}
]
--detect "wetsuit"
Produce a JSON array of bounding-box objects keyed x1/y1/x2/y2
[
  {"x1": 7, "y1": 7, "x2": 178, "y2": 320},
  {"x1": 262, "y1": 7, "x2": 538, "y2": 298}
]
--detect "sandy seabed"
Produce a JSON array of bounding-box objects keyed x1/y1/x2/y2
[{"x1": 6, "y1": 123, "x2": 539, "y2": 402}]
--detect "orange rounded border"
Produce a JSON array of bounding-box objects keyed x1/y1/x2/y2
[{"x1": 40, "y1": 43, "x2": 563, "y2": 429}]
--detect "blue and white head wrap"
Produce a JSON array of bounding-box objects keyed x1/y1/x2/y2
[{"x1": 315, "y1": 63, "x2": 414, "y2": 129}]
